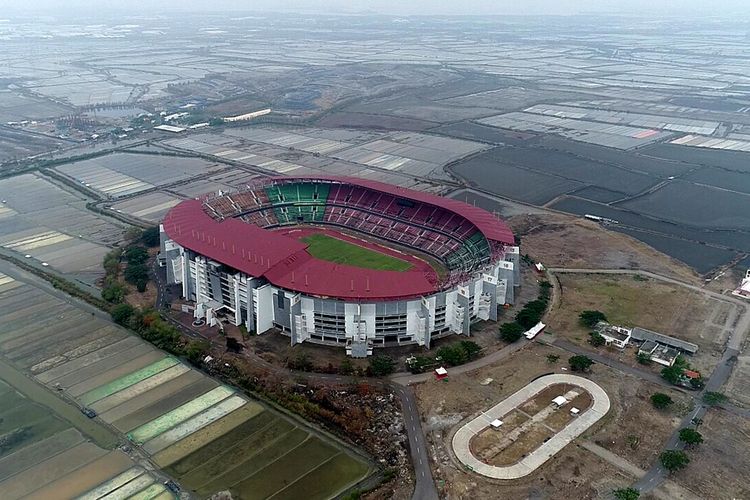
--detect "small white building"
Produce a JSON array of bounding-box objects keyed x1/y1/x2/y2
[
  {"x1": 552, "y1": 395, "x2": 568, "y2": 407},
  {"x1": 732, "y1": 270, "x2": 750, "y2": 299},
  {"x1": 596, "y1": 322, "x2": 632, "y2": 349},
  {"x1": 490, "y1": 419, "x2": 503, "y2": 429}
]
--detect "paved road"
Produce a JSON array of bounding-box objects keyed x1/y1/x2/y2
[
  {"x1": 149, "y1": 263, "x2": 747, "y2": 499},
  {"x1": 391, "y1": 385, "x2": 439, "y2": 500},
  {"x1": 550, "y1": 338, "x2": 674, "y2": 389},
  {"x1": 151, "y1": 261, "x2": 439, "y2": 500},
  {"x1": 548, "y1": 268, "x2": 749, "y2": 494}
]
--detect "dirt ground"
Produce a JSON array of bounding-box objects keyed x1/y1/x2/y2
[
  {"x1": 724, "y1": 354, "x2": 750, "y2": 408},
  {"x1": 413, "y1": 342, "x2": 689, "y2": 499},
  {"x1": 669, "y1": 408, "x2": 750, "y2": 499},
  {"x1": 509, "y1": 213, "x2": 700, "y2": 284},
  {"x1": 547, "y1": 273, "x2": 726, "y2": 374}
]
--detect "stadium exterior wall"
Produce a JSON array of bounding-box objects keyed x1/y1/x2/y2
[{"x1": 161, "y1": 229, "x2": 519, "y2": 357}]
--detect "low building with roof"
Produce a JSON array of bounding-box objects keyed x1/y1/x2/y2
[
  {"x1": 638, "y1": 340, "x2": 681, "y2": 366},
  {"x1": 631, "y1": 327, "x2": 698, "y2": 355},
  {"x1": 595, "y1": 322, "x2": 632, "y2": 348}
]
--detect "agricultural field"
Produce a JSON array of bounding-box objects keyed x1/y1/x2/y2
[
  {"x1": 302, "y1": 233, "x2": 413, "y2": 271},
  {"x1": 0, "y1": 266, "x2": 372, "y2": 499},
  {"x1": 54, "y1": 152, "x2": 225, "y2": 199},
  {"x1": 0, "y1": 173, "x2": 125, "y2": 284}
]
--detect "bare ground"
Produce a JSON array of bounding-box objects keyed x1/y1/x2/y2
[
  {"x1": 547, "y1": 273, "x2": 724, "y2": 374},
  {"x1": 668, "y1": 408, "x2": 750, "y2": 499},
  {"x1": 413, "y1": 342, "x2": 688, "y2": 499},
  {"x1": 509, "y1": 213, "x2": 700, "y2": 284}
]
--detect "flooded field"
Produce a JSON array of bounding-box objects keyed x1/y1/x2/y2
[
  {"x1": 54, "y1": 153, "x2": 225, "y2": 199},
  {"x1": 0, "y1": 173, "x2": 125, "y2": 284},
  {"x1": 0, "y1": 266, "x2": 372, "y2": 499},
  {"x1": 449, "y1": 151, "x2": 583, "y2": 205}
]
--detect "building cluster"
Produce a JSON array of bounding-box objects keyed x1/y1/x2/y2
[{"x1": 595, "y1": 322, "x2": 698, "y2": 366}]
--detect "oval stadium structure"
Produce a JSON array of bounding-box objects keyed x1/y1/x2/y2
[{"x1": 160, "y1": 176, "x2": 520, "y2": 357}]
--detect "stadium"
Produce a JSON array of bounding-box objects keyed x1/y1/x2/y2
[{"x1": 160, "y1": 176, "x2": 520, "y2": 357}]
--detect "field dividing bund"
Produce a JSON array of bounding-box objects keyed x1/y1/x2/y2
[
  {"x1": 80, "y1": 356, "x2": 178, "y2": 405},
  {"x1": 24, "y1": 450, "x2": 133, "y2": 500},
  {"x1": 152, "y1": 403, "x2": 269, "y2": 468},
  {"x1": 99, "y1": 371, "x2": 206, "y2": 426},
  {"x1": 66, "y1": 350, "x2": 165, "y2": 396},
  {"x1": 141, "y1": 396, "x2": 251, "y2": 454},
  {"x1": 35, "y1": 336, "x2": 144, "y2": 383},
  {"x1": 75, "y1": 467, "x2": 146, "y2": 500},
  {"x1": 89, "y1": 363, "x2": 191, "y2": 414},
  {"x1": 0, "y1": 428, "x2": 84, "y2": 481},
  {"x1": 128, "y1": 385, "x2": 235, "y2": 443},
  {"x1": 0, "y1": 442, "x2": 107, "y2": 499},
  {"x1": 109, "y1": 377, "x2": 218, "y2": 432},
  {"x1": 0, "y1": 269, "x2": 373, "y2": 500}
]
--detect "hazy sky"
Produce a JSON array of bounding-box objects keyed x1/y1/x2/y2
[{"x1": 3, "y1": 0, "x2": 748, "y2": 16}]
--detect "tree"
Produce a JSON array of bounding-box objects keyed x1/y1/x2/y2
[
  {"x1": 339, "y1": 359, "x2": 355, "y2": 376},
  {"x1": 124, "y1": 227, "x2": 143, "y2": 242},
  {"x1": 589, "y1": 332, "x2": 606, "y2": 347},
  {"x1": 124, "y1": 246, "x2": 149, "y2": 265},
  {"x1": 703, "y1": 391, "x2": 728, "y2": 406},
  {"x1": 102, "y1": 282, "x2": 127, "y2": 303},
  {"x1": 650, "y1": 393, "x2": 674, "y2": 410},
  {"x1": 141, "y1": 226, "x2": 160, "y2": 247},
  {"x1": 547, "y1": 354, "x2": 560, "y2": 364},
  {"x1": 499, "y1": 322, "x2": 524, "y2": 342},
  {"x1": 569, "y1": 355, "x2": 594, "y2": 372},
  {"x1": 460, "y1": 340, "x2": 482, "y2": 360},
  {"x1": 226, "y1": 337, "x2": 244, "y2": 353},
  {"x1": 579, "y1": 310, "x2": 607, "y2": 328},
  {"x1": 660, "y1": 450, "x2": 690, "y2": 472},
  {"x1": 437, "y1": 344, "x2": 468, "y2": 366},
  {"x1": 613, "y1": 487, "x2": 640, "y2": 500},
  {"x1": 185, "y1": 340, "x2": 210, "y2": 365},
  {"x1": 661, "y1": 365, "x2": 684, "y2": 385},
  {"x1": 678, "y1": 428, "x2": 703, "y2": 447},
  {"x1": 636, "y1": 352, "x2": 652, "y2": 365},
  {"x1": 288, "y1": 353, "x2": 313, "y2": 371},
  {"x1": 368, "y1": 355, "x2": 395, "y2": 377},
  {"x1": 111, "y1": 303, "x2": 135, "y2": 326},
  {"x1": 124, "y1": 263, "x2": 148, "y2": 284}
]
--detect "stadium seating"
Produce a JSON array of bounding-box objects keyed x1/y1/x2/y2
[{"x1": 205, "y1": 180, "x2": 495, "y2": 277}]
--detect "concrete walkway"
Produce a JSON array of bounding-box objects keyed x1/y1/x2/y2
[{"x1": 452, "y1": 374, "x2": 610, "y2": 480}]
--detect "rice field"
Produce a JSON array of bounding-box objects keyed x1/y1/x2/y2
[{"x1": 0, "y1": 267, "x2": 372, "y2": 499}]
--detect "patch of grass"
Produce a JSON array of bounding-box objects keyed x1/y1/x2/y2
[{"x1": 302, "y1": 233, "x2": 413, "y2": 272}]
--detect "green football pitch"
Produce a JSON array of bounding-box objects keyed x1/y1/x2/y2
[{"x1": 301, "y1": 233, "x2": 413, "y2": 272}]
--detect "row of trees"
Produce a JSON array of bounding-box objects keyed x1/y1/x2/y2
[
  {"x1": 101, "y1": 226, "x2": 160, "y2": 303},
  {"x1": 498, "y1": 281, "x2": 552, "y2": 342}
]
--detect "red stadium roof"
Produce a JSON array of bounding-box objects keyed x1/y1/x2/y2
[
  {"x1": 163, "y1": 177, "x2": 515, "y2": 301},
  {"x1": 275, "y1": 176, "x2": 515, "y2": 245},
  {"x1": 163, "y1": 199, "x2": 309, "y2": 277}
]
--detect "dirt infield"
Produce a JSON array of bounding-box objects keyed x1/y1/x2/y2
[{"x1": 452, "y1": 374, "x2": 609, "y2": 479}]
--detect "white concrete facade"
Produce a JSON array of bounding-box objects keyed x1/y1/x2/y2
[{"x1": 162, "y1": 228, "x2": 519, "y2": 357}]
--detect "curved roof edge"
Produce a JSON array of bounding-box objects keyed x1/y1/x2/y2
[{"x1": 268, "y1": 175, "x2": 515, "y2": 245}]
